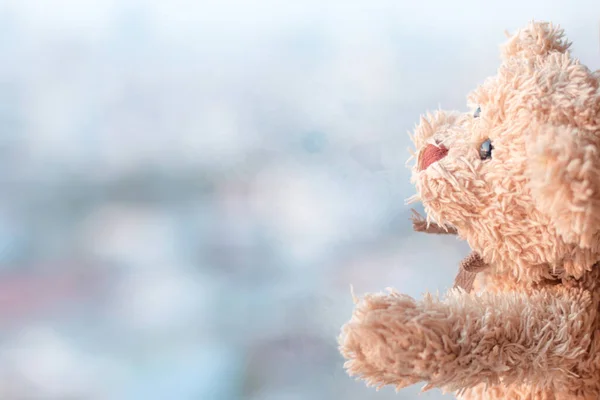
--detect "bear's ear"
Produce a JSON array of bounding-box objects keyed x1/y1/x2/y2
[
  {"x1": 526, "y1": 123, "x2": 600, "y2": 248},
  {"x1": 501, "y1": 21, "x2": 571, "y2": 61}
]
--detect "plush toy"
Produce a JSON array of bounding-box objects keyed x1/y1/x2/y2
[{"x1": 339, "y1": 21, "x2": 600, "y2": 399}]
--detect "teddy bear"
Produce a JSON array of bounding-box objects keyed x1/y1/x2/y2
[{"x1": 338, "y1": 21, "x2": 600, "y2": 399}]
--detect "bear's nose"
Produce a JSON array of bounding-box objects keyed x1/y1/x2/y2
[{"x1": 419, "y1": 143, "x2": 448, "y2": 171}]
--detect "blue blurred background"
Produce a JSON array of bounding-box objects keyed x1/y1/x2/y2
[{"x1": 0, "y1": 1, "x2": 598, "y2": 399}]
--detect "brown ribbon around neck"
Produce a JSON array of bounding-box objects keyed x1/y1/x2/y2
[
  {"x1": 453, "y1": 252, "x2": 487, "y2": 292},
  {"x1": 411, "y1": 209, "x2": 489, "y2": 292},
  {"x1": 410, "y1": 209, "x2": 458, "y2": 235}
]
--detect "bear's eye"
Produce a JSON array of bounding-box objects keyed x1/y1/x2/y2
[
  {"x1": 474, "y1": 107, "x2": 481, "y2": 118},
  {"x1": 479, "y1": 139, "x2": 493, "y2": 160}
]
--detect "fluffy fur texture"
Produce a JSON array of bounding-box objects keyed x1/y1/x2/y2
[{"x1": 339, "y1": 21, "x2": 600, "y2": 399}]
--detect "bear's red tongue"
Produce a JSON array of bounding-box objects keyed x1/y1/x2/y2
[{"x1": 419, "y1": 143, "x2": 448, "y2": 171}]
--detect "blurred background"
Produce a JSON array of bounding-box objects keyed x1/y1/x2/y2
[{"x1": 0, "y1": 0, "x2": 598, "y2": 399}]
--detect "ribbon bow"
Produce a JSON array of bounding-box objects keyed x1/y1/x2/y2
[{"x1": 411, "y1": 209, "x2": 489, "y2": 292}]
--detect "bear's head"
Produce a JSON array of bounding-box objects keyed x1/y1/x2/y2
[{"x1": 409, "y1": 21, "x2": 600, "y2": 282}]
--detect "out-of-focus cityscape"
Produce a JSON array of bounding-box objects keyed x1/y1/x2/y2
[{"x1": 0, "y1": 1, "x2": 598, "y2": 399}]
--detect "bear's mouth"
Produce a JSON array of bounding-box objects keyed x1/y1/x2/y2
[{"x1": 418, "y1": 143, "x2": 448, "y2": 171}]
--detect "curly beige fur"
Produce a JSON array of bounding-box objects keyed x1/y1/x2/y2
[{"x1": 339, "y1": 21, "x2": 600, "y2": 399}]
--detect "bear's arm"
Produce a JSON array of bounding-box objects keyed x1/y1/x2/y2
[{"x1": 339, "y1": 286, "x2": 593, "y2": 393}]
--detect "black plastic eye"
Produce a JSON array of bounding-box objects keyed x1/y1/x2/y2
[
  {"x1": 474, "y1": 107, "x2": 481, "y2": 118},
  {"x1": 479, "y1": 139, "x2": 493, "y2": 160}
]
